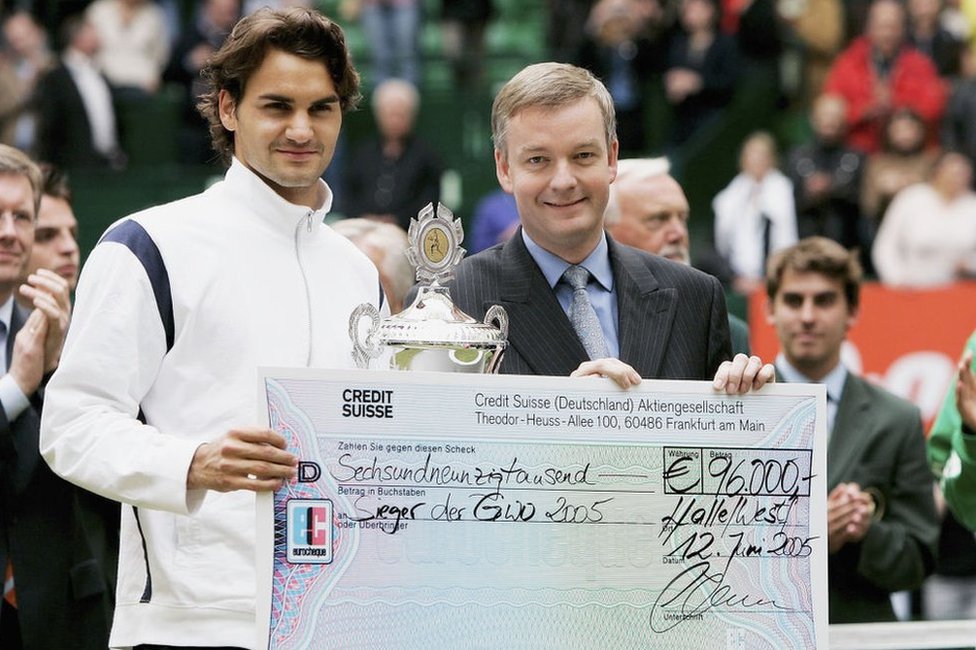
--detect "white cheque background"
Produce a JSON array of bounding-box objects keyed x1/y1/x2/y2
[{"x1": 256, "y1": 368, "x2": 828, "y2": 650}]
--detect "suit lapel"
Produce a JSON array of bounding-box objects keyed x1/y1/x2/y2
[
  {"x1": 485, "y1": 235, "x2": 678, "y2": 378},
  {"x1": 826, "y1": 374, "x2": 872, "y2": 488},
  {"x1": 610, "y1": 241, "x2": 675, "y2": 377},
  {"x1": 7, "y1": 302, "x2": 40, "y2": 494},
  {"x1": 6, "y1": 300, "x2": 20, "y2": 368},
  {"x1": 487, "y1": 234, "x2": 589, "y2": 376}
]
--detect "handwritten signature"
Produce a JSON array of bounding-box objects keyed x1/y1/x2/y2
[
  {"x1": 650, "y1": 558, "x2": 789, "y2": 632},
  {"x1": 648, "y1": 550, "x2": 789, "y2": 632}
]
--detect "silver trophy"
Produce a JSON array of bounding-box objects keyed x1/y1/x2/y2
[{"x1": 349, "y1": 202, "x2": 508, "y2": 373}]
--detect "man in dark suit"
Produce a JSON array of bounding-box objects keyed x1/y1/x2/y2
[
  {"x1": 33, "y1": 14, "x2": 124, "y2": 170},
  {"x1": 447, "y1": 62, "x2": 771, "y2": 389},
  {"x1": 765, "y1": 236, "x2": 938, "y2": 623},
  {"x1": 0, "y1": 145, "x2": 111, "y2": 649}
]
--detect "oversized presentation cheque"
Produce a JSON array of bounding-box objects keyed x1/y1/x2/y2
[{"x1": 256, "y1": 368, "x2": 827, "y2": 649}]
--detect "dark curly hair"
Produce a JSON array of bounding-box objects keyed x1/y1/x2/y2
[
  {"x1": 196, "y1": 7, "x2": 361, "y2": 165},
  {"x1": 766, "y1": 237, "x2": 863, "y2": 310}
]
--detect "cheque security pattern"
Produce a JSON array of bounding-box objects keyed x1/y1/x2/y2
[{"x1": 261, "y1": 373, "x2": 823, "y2": 649}]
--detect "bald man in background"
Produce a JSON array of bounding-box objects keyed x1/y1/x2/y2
[{"x1": 605, "y1": 157, "x2": 751, "y2": 355}]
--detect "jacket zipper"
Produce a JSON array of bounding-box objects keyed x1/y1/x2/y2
[{"x1": 294, "y1": 211, "x2": 314, "y2": 366}]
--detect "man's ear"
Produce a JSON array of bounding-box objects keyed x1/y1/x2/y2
[
  {"x1": 607, "y1": 138, "x2": 619, "y2": 184},
  {"x1": 218, "y1": 89, "x2": 237, "y2": 132},
  {"x1": 764, "y1": 294, "x2": 776, "y2": 326},
  {"x1": 846, "y1": 303, "x2": 859, "y2": 332},
  {"x1": 495, "y1": 148, "x2": 513, "y2": 194}
]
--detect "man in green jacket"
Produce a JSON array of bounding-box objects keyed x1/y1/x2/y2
[{"x1": 929, "y1": 330, "x2": 976, "y2": 529}]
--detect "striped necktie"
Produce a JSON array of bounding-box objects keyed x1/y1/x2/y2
[{"x1": 562, "y1": 265, "x2": 609, "y2": 360}]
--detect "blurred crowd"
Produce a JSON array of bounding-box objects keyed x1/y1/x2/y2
[
  {"x1": 3, "y1": 0, "x2": 976, "y2": 297},
  {"x1": 4, "y1": 0, "x2": 976, "y2": 631}
]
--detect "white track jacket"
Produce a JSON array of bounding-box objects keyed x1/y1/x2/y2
[{"x1": 40, "y1": 159, "x2": 386, "y2": 648}]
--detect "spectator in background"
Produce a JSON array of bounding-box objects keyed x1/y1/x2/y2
[
  {"x1": 332, "y1": 218, "x2": 415, "y2": 313},
  {"x1": 341, "y1": 0, "x2": 422, "y2": 87},
  {"x1": 861, "y1": 108, "x2": 939, "y2": 277},
  {"x1": 440, "y1": 0, "x2": 494, "y2": 90},
  {"x1": 34, "y1": 14, "x2": 125, "y2": 171},
  {"x1": 605, "y1": 157, "x2": 752, "y2": 355},
  {"x1": 342, "y1": 78, "x2": 442, "y2": 230},
  {"x1": 940, "y1": 0, "x2": 972, "y2": 45},
  {"x1": 908, "y1": 0, "x2": 965, "y2": 78},
  {"x1": 766, "y1": 236, "x2": 938, "y2": 623},
  {"x1": 665, "y1": 0, "x2": 740, "y2": 146},
  {"x1": 0, "y1": 144, "x2": 110, "y2": 650},
  {"x1": 468, "y1": 188, "x2": 518, "y2": 254},
  {"x1": 860, "y1": 107, "x2": 937, "y2": 236},
  {"x1": 15, "y1": 162, "x2": 120, "y2": 606},
  {"x1": 166, "y1": 0, "x2": 240, "y2": 164},
  {"x1": 576, "y1": 0, "x2": 661, "y2": 155},
  {"x1": 713, "y1": 131, "x2": 798, "y2": 295},
  {"x1": 930, "y1": 333, "x2": 976, "y2": 532},
  {"x1": 942, "y1": 44, "x2": 976, "y2": 178},
  {"x1": 22, "y1": 164, "x2": 79, "y2": 293},
  {"x1": 85, "y1": 0, "x2": 171, "y2": 99},
  {"x1": 872, "y1": 151, "x2": 976, "y2": 286},
  {"x1": 786, "y1": 94, "x2": 866, "y2": 252},
  {"x1": 777, "y1": 0, "x2": 844, "y2": 105},
  {"x1": 824, "y1": 0, "x2": 947, "y2": 154},
  {"x1": 734, "y1": 0, "x2": 784, "y2": 92},
  {"x1": 0, "y1": 11, "x2": 54, "y2": 152},
  {"x1": 924, "y1": 333, "x2": 976, "y2": 622},
  {"x1": 604, "y1": 157, "x2": 685, "y2": 262},
  {"x1": 546, "y1": 0, "x2": 599, "y2": 62}
]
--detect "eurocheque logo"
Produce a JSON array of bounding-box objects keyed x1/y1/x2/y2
[{"x1": 287, "y1": 499, "x2": 334, "y2": 564}]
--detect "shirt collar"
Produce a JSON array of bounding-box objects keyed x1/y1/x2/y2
[
  {"x1": 0, "y1": 296, "x2": 14, "y2": 334},
  {"x1": 521, "y1": 229, "x2": 614, "y2": 292},
  {"x1": 223, "y1": 157, "x2": 334, "y2": 230},
  {"x1": 63, "y1": 48, "x2": 95, "y2": 70},
  {"x1": 776, "y1": 353, "x2": 848, "y2": 402}
]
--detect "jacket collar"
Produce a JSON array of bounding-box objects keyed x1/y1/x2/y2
[
  {"x1": 826, "y1": 373, "x2": 873, "y2": 487},
  {"x1": 490, "y1": 229, "x2": 670, "y2": 377},
  {"x1": 222, "y1": 158, "x2": 333, "y2": 235}
]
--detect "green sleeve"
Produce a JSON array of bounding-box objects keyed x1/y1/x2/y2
[{"x1": 928, "y1": 330, "x2": 976, "y2": 529}]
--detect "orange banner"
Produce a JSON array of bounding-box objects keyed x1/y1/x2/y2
[{"x1": 749, "y1": 281, "x2": 976, "y2": 428}]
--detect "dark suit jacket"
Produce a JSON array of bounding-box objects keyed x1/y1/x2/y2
[
  {"x1": 342, "y1": 136, "x2": 442, "y2": 231},
  {"x1": 34, "y1": 64, "x2": 117, "y2": 170},
  {"x1": 0, "y1": 302, "x2": 114, "y2": 649},
  {"x1": 823, "y1": 371, "x2": 938, "y2": 623},
  {"x1": 446, "y1": 230, "x2": 732, "y2": 380}
]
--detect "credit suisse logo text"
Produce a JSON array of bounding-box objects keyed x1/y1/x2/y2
[{"x1": 341, "y1": 387, "x2": 394, "y2": 418}]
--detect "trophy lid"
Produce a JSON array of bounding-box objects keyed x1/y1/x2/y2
[
  {"x1": 349, "y1": 202, "x2": 508, "y2": 370},
  {"x1": 377, "y1": 284, "x2": 507, "y2": 349},
  {"x1": 377, "y1": 202, "x2": 507, "y2": 349}
]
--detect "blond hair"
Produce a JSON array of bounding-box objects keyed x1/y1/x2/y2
[
  {"x1": 491, "y1": 62, "x2": 616, "y2": 156},
  {"x1": 0, "y1": 144, "x2": 42, "y2": 217}
]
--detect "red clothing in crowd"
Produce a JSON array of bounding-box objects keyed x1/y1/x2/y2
[{"x1": 824, "y1": 37, "x2": 947, "y2": 153}]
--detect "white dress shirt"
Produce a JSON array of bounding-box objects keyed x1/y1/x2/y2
[
  {"x1": 776, "y1": 353, "x2": 848, "y2": 438},
  {"x1": 0, "y1": 296, "x2": 29, "y2": 421},
  {"x1": 63, "y1": 47, "x2": 119, "y2": 156}
]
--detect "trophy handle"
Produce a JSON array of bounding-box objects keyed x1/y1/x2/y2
[
  {"x1": 484, "y1": 304, "x2": 509, "y2": 374},
  {"x1": 485, "y1": 304, "x2": 508, "y2": 339},
  {"x1": 349, "y1": 303, "x2": 382, "y2": 369}
]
